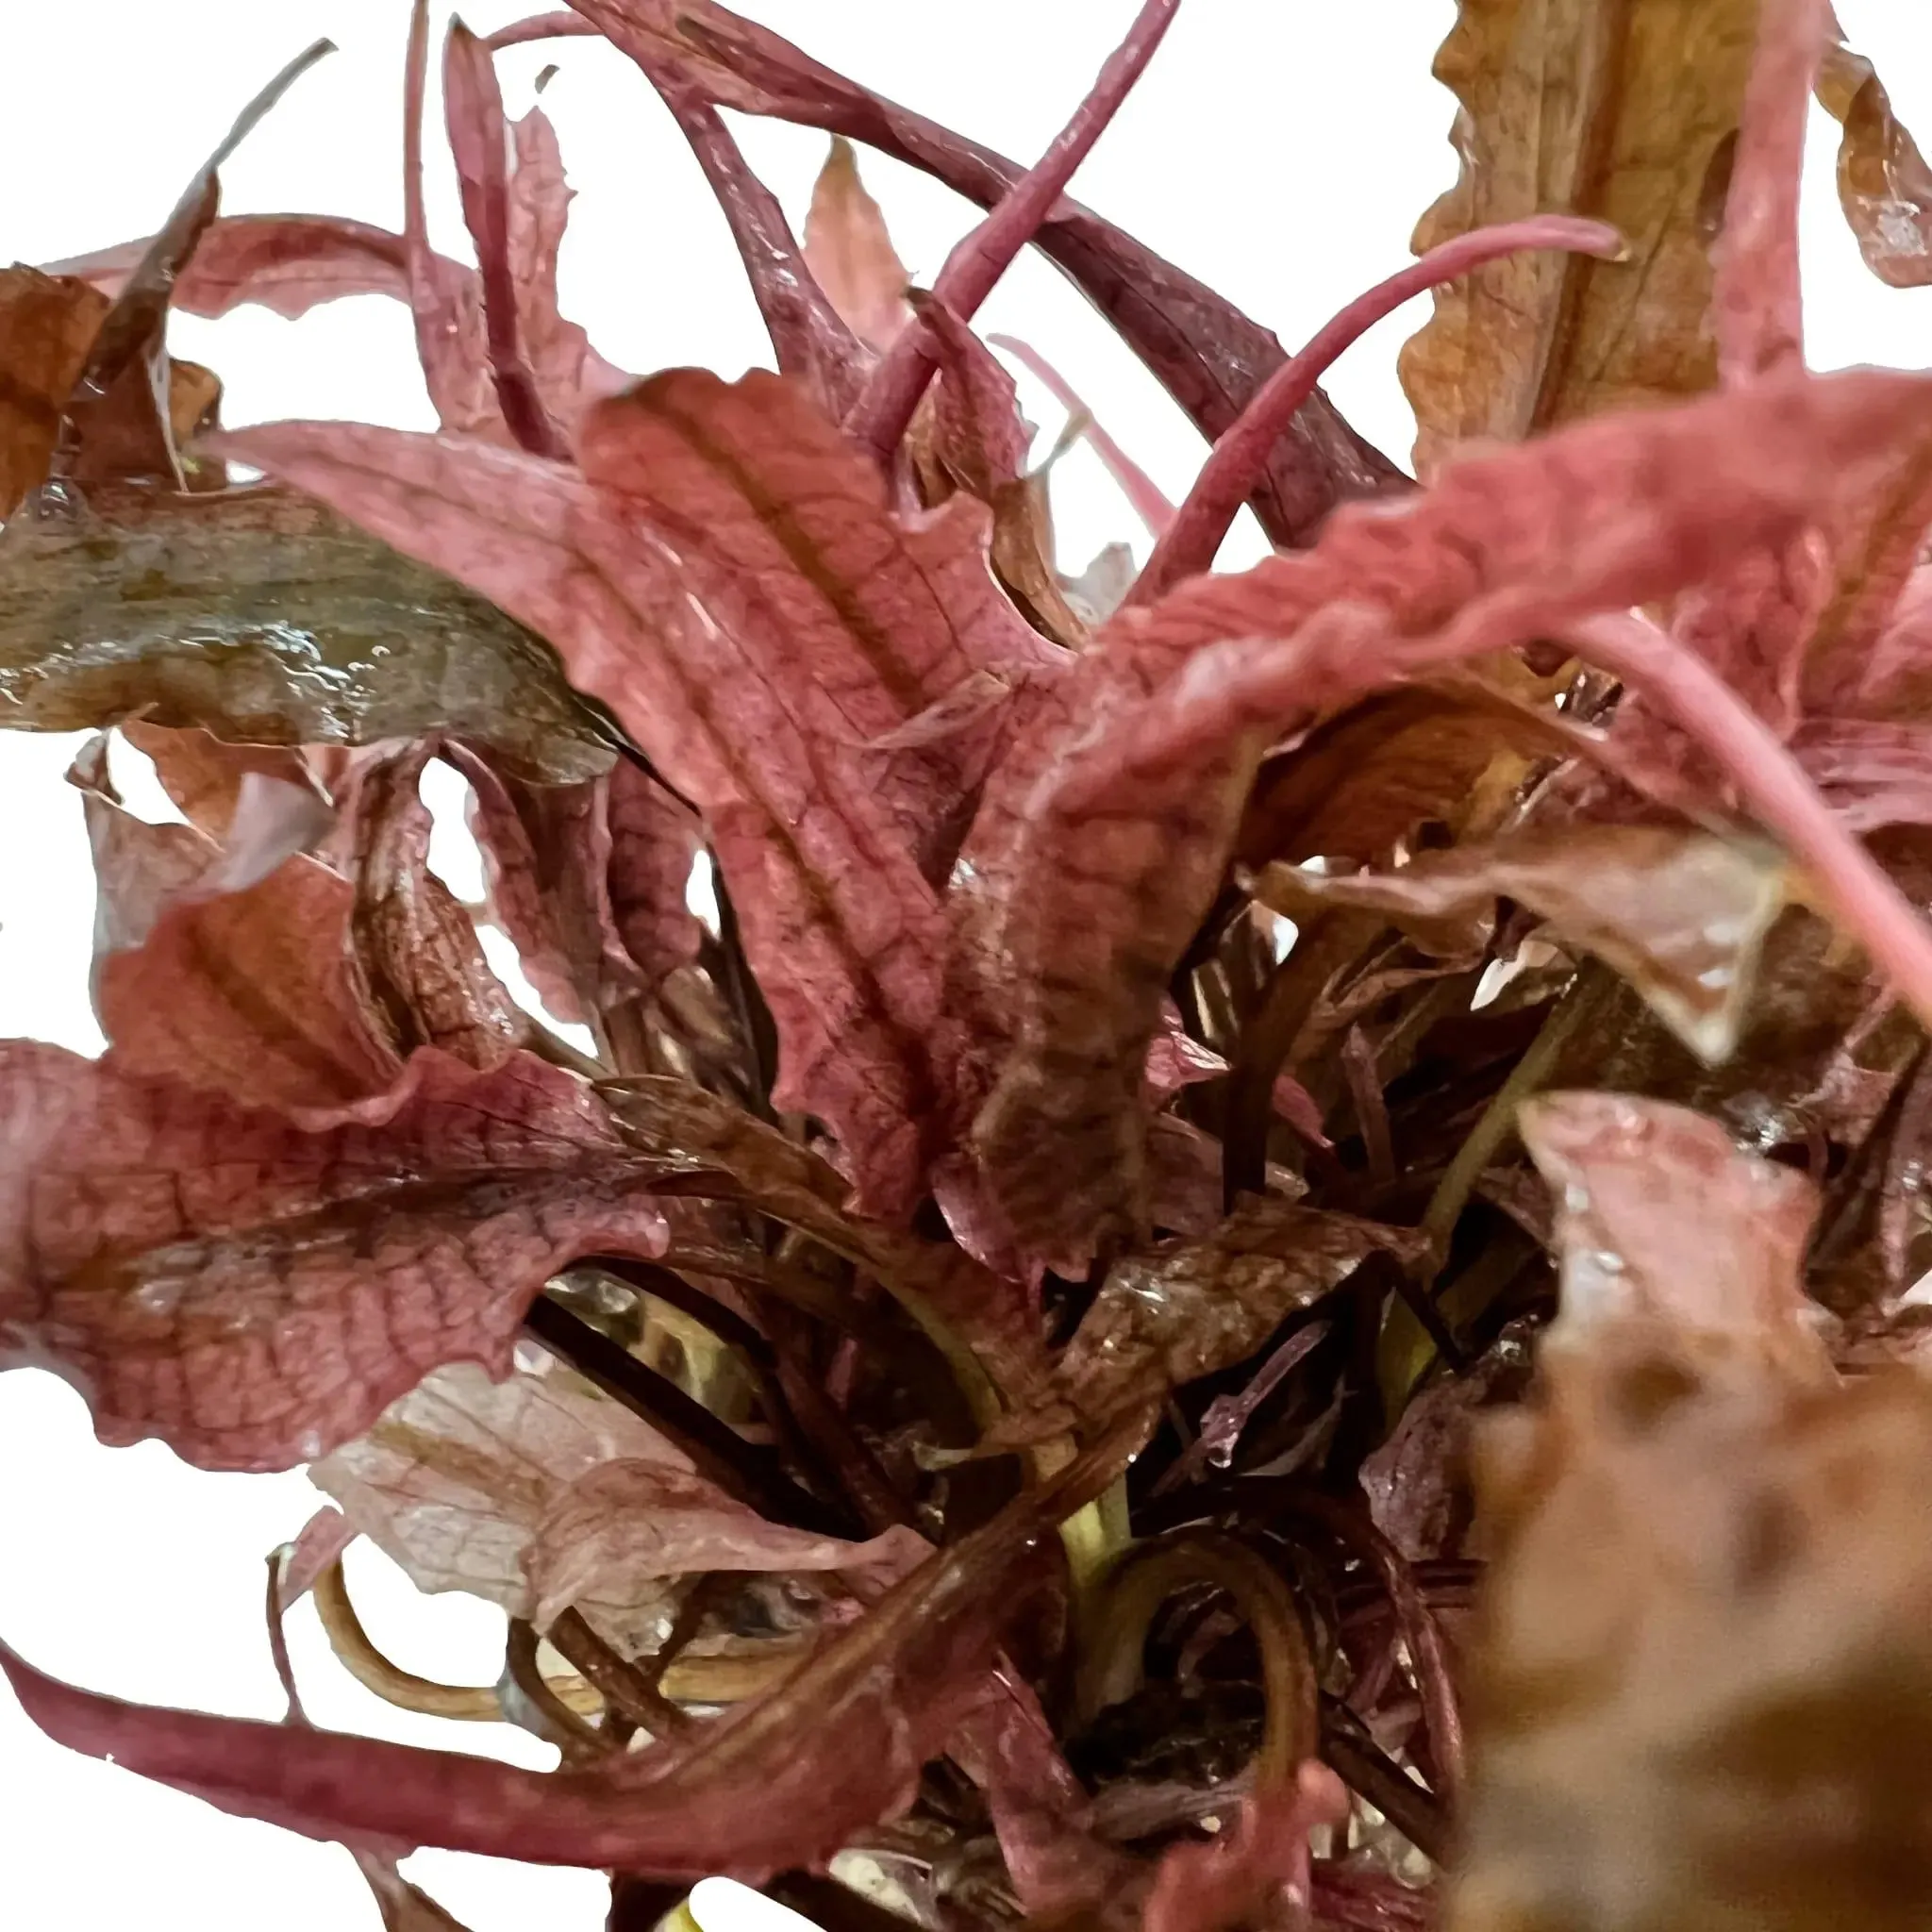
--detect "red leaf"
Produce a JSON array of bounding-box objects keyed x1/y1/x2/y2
[
  {"x1": 1519, "y1": 1090, "x2": 1828, "y2": 1366},
  {"x1": 957, "y1": 368, "x2": 1932, "y2": 1263},
  {"x1": 216, "y1": 371, "x2": 1057, "y2": 1214},
  {"x1": 325, "y1": 742, "x2": 526, "y2": 1072},
  {"x1": 565, "y1": 0, "x2": 1407, "y2": 545},
  {"x1": 442, "y1": 21, "x2": 569, "y2": 458},
  {"x1": 0, "y1": 1043, "x2": 669, "y2": 1469},
  {"x1": 47, "y1": 216, "x2": 412, "y2": 321},
  {"x1": 0, "y1": 1422, "x2": 1137, "y2": 1875}
]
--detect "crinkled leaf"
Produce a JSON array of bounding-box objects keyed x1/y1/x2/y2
[
  {"x1": 1817, "y1": 22, "x2": 1932, "y2": 288},
  {"x1": 960, "y1": 368, "x2": 1931, "y2": 1264},
  {"x1": 0, "y1": 485, "x2": 612, "y2": 781},
  {"x1": 452, "y1": 747, "x2": 701, "y2": 1025},
  {"x1": 0, "y1": 1042, "x2": 669, "y2": 1469},
  {"x1": 1399, "y1": 0, "x2": 1758, "y2": 475},
  {"x1": 1256, "y1": 825, "x2": 1790, "y2": 1063},
  {"x1": 0, "y1": 269, "x2": 117, "y2": 514},
  {"x1": 0, "y1": 1419, "x2": 1139, "y2": 1875},
  {"x1": 1056, "y1": 1199, "x2": 1423, "y2": 1425},
  {"x1": 525, "y1": 1458, "x2": 925, "y2": 1629},
  {"x1": 215, "y1": 371, "x2": 1056, "y2": 1213},
  {"x1": 326, "y1": 742, "x2": 525, "y2": 1069},
  {"x1": 803, "y1": 136, "x2": 911, "y2": 353},
  {"x1": 311, "y1": 1357, "x2": 686, "y2": 1618},
  {"x1": 563, "y1": 0, "x2": 1407, "y2": 546},
  {"x1": 120, "y1": 718, "x2": 325, "y2": 835}
]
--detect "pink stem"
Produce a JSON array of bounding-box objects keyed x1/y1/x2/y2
[
  {"x1": 844, "y1": 0, "x2": 1182, "y2": 461},
  {"x1": 989, "y1": 333, "x2": 1175, "y2": 535},
  {"x1": 1574, "y1": 612, "x2": 1932, "y2": 1035},
  {"x1": 483, "y1": 11, "x2": 598, "y2": 53},
  {"x1": 1129, "y1": 214, "x2": 1624, "y2": 606}
]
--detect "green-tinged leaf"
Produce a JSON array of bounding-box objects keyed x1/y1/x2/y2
[{"x1": 0, "y1": 485, "x2": 613, "y2": 780}]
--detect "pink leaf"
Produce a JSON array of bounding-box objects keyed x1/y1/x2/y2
[
  {"x1": 803, "y1": 136, "x2": 912, "y2": 353},
  {"x1": 1519, "y1": 1091, "x2": 1828, "y2": 1364},
  {"x1": 524, "y1": 1458, "x2": 926, "y2": 1629},
  {"x1": 216, "y1": 371, "x2": 1055, "y2": 1213},
  {"x1": 0, "y1": 1422, "x2": 1138, "y2": 1875},
  {"x1": 0, "y1": 1042, "x2": 669, "y2": 1469},
  {"x1": 957, "y1": 367, "x2": 1932, "y2": 1262},
  {"x1": 442, "y1": 21, "x2": 570, "y2": 458},
  {"x1": 311, "y1": 1357, "x2": 688, "y2": 1624},
  {"x1": 46, "y1": 215, "x2": 411, "y2": 320}
]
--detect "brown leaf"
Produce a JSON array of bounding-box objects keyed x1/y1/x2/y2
[
  {"x1": 1255, "y1": 825, "x2": 1790, "y2": 1063},
  {"x1": 803, "y1": 136, "x2": 911, "y2": 352},
  {"x1": 1817, "y1": 22, "x2": 1932, "y2": 287},
  {"x1": 1236, "y1": 678, "x2": 1579, "y2": 872},
  {"x1": 120, "y1": 719, "x2": 325, "y2": 835},
  {"x1": 0, "y1": 484, "x2": 613, "y2": 782},
  {"x1": 0, "y1": 269, "x2": 112, "y2": 514},
  {"x1": 0, "y1": 1043, "x2": 670, "y2": 1469},
  {"x1": 1399, "y1": 0, "x2": 1759, "y2": 475},
  {"x1": 1447, "y1": 1097, "x2": 1932, "y2": 1932},
  {"x1": 311, "y1": 1357, "x2": 688, "y2": 1620}
]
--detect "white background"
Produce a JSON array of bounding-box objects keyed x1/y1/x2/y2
[{"x1": 2, "y1": 3, "x2": 1930, "y2": 1926}]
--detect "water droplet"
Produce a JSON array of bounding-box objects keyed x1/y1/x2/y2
[
  {"x1": 295, "y1": 1429, "x2": 324, "y2": 1462},
  {"x1": 1564, "y1": 1182, "x2": 1591, "y2": 1214},
  {"x1": 134, "y1": 1278, "x2": 181, "y2": 1316}
]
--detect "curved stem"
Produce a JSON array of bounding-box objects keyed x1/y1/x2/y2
[
  {"x1": 1076, "y1": 1528, "x2": 1319, "y2": 1786},
  {"x1": 310, "y1": 1560, "x2": 797, "y2": 1719},
  {"x1": 1130, "y1": 214, "x2": 1622, "y2": 604},
  {"x1": 845, "y1": 0, "x2": 1181, "y2": 460}
]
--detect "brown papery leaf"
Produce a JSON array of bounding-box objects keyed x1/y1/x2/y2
[
  {"x1": 1255, "y1": 825, "x2": 1790, "y2": 1063},
  {"x1": 0, "y1": 1043, "x2": 670, "y2": 1469},
  {"x1": 1399, "y1": 0, "x2": 1758, "y2": 476},
  {"x1": 215, "y1": 371, "x2": 1059, "y2": 1215},
  {"x1": 0, "y1": 485, "x2": 613, "y2": 782},
  {"x1": 525, "y1": 1459, "x2": 926, "y2": 1630},
  {"x1": 566, "y1": 0, "x2": 1407, "y2": 547},
  {"x1": 311, "y1": 1357, "x2": 688, "y2": 1621},
  {"x1": 0, "y1": 1419, "x2": 1141, "y2": 1876},
  {"x1": 0, "y1": 268, "x2": 227, "y2": 512},
  {"x1": 803, "y1": 136, "x2": 911, "y2": 352},
  {"x1": 1817, "y1": 22, "x2": 1932, "y2": 288},
  {"x1": 1237, "y1": 677, "x2": 1579, "y2": 871},
  {"x1": 1446, "y1": 1097, "x2": 1932, "y2": 1932}
]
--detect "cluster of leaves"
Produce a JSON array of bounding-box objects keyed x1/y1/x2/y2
[{"x1": 10, "y1": 0, "x2": 1932, "y2": 1926}]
